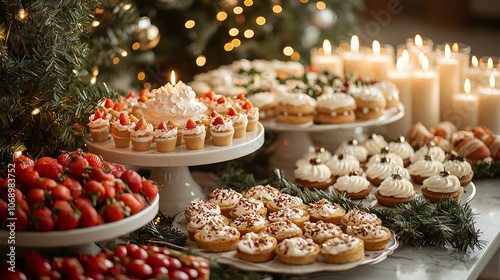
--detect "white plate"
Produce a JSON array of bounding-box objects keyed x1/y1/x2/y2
[
  {"x1": 0, "y1": 195, "x2": 159, "y2": 247},
  {"x1": 172, "y1": 213, "x2": 399, "y2": 274}
]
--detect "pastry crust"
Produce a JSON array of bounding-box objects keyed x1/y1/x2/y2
[
  {"x1": 295, "y1": 176, "x2": 335, "y2": 190},
  {"x1": 194, "y1": 231, "x2": 240, "y2": 252},
  {"x1": 410, "y1": 174, "x2": 429, "y2": 185},
  {"x1": 236, "y1": 235, "x2": 277, "y2": 263},
  {"x1": 351, "y1": 226, "x2": 392, "y2": 251},
  {"x1": 420, "y1": 186, "x2": 464, "y2": 203},
  {"x1": 314, "y1": 106, "x2": 356, "y2": 124},
  {"x1": 354, "y1": 108, "x2": 385, "y2": 120},
  {"x1": 458, "y1": 171, "x2": 474, "y2": 186},
  {"x1": 366, "y1": 176, "x2": 384, "y2": 187},
  {"x1": 275, "y1": 241, "x2": 320, "y2": 265},
  {"x1": 375, "y1": 189, "x2": 416, "y2": 207},
  {"x1": 322, "y1": 238, "x2": 365, "y2": 264}
]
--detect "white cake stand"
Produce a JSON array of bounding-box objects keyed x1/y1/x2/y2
[
  {"x1": 263, "y1": 104, "x2": 405, "y2": 179},
  {"x1": 85, "y1": 123, "x2": 265, "y2": 216}
]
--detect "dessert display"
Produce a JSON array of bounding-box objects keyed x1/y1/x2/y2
[
  {"x1": 324, "y1": 153, "x2": 362, "y2": 181},
  {"x1": 341, "y1": 209, "x2": 382, "y2": 231},
  {"x1": 420, "y1": 170, "x2": 464, "y2": 203},
  {"x1": 194, "y1": 223, "x2": 240, "y2": 252},
  {"x1": 230, "y1": 213, "x2": 269, "y2": 235},
  {"x1": 332, "y1": 172, "x2": 373, "y2": 200},
  {"x1": 375, "y1": 173, "x2": 416, "y2": 207},
  {"x1": 314, "y1": 92, "x2": 357, "y2": 124},
  {"x1": 237, "y1": 232, "x2": 278, "y2": 263},
  {"x1": 267, "y1": 194, "x2": 307, "y2": 213},
  {"x1": 321, "y1": 234, "x2": 365, "y2": 264},
  {"x1": 303, "y1": 221, "x2": 343, "y2": 244},
  {"x1": 307, "y1": 199, "x2": 346, "y2": 224},
  {"x1": 242, "y1": 184, "x2": 281, "y2": 204},
  {"x1": 444, "y1": 153, "x2": 474, "y2": 186},
  {"x1": 275, "y1": 237, "x2": 320, "y2": 265},
  {"x1": 229, "y1": 197, "x2": 267, "y2": 219},
  {"x1": 268, "y1": 207, "x2": 310, "y2": 229},
  {"x1": 345, "y1": 224, "x2": 392, "y2": 251},
  {"x1": 262, "y1": 220, "x2": 303, "y2": 242},
  {"x1": 294, "y1": 158, "x2": 335, "y2": 190},
  {"x1": 187, "y1": 212, "x2": 229, "y2": 240},
  {"x1": 207, "y1": 188, "x2": 242, "y2": 217}
]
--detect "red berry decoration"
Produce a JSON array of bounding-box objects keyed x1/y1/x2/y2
[
  {"x1": 104, "y1": 98, "x2": 114, "y2": 108},
  {"x1": 228, "y1": 107, "x2": 237, "y2": 116},
  {"x1": 119, "y1": 112, "x2": 130, "y2": 125},
  {"x1": 158, "y1": 121, "x2": 167, "y2": 130},
  {"x1": 127, "y1": 92, "x2": 136, "y2": 99},
  {"x1": 236, "y1": 93, "x2": 246, "y2": 101},
  {"x1": 242, "y1": 101, "x2": 253, "y2": 110},
  {"x1": 216, "y1": 96, "x2": 226, "y2": 104},
  {"x1": 185, "y1": 119, "x2": 196, "y2": 130},
  {"x1": 135, "y1": 119, "x2": 148, "y2": 131},
  {"x1": 212, "y1": 116, "x2": 224, "y2": 126},
  {"x1": 113, "y1": 102, "x2": 122, "y2": 111},
  {"x1": 31, "y1": 207, "x2": 55, "y2": 232}
]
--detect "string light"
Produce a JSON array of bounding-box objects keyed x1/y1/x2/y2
[
  {"x1": 231, "y1": 38, "x2": 241, "y2": 47},
  {"x1": 14, "y1": 151, "x2": 23, "y2": 159},
  {"x1": 256, "y1": 16, "x2": 266, "y2": 25},
  {"x1": 137, "y1": 71, "x2": 145, "y2": 81},
  {"x1": 316, "y1": 1, "x2": 326, "y2": 9},
  {"x1": 243, "y1": 29, "x2": 254, "y2": 38},
  {"x1": 132, "y1": 42, "x2": 140, "y2": 50},
  {"x1": 90, "y1": 76, "x2": 97, "y2": 85},
  {"x1": 229, "y1": 28, "x2": 239, "y2": 36},
  {"x1": 196, "y1": 55, "x2": 206, "y2": 67},
  {"x1": 291, "y1": 52, "x2": 300, "y2": 61},
  {"x1": 120, "y1": 50, "x2": 128, "y2": 57},
  {"x1": 31, "y1": 108, "x2": 40, "y2": 115},
  {"x1": 113, "y1": 57, "x2": 120, "y2": 64},
  {"x1": 244, "y1": 0, "x2": 253, "y2": 6},
  {"x1": 216, "y1": 11, "x2": 228, "y2": 21},
  {"x1": 233, "y1": 6, "x2": 243, "y2": 14},
  {"x1": 92, "y1": 20, "x2": 100, "y2": 27},
  {"x1": 123, "y1": 4, "x2": 131, "y2": 10},
  {"x1": 16, "y1": 1, "x2": 27, "y2": 21},
  {"x1": 224, "y1": 43, "x2": 233, "y2": 52},
  {"x1": 283, "y1": 46, "x2": 294, "y2": 56},
  {"x1": 272, "y1": 5, "x2": 282, "y2": 13},
  {"x1": 185, "y1": 20, "x2": 195, "y2": 29}
]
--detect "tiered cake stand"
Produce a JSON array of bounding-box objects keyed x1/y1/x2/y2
[
  {"x1": 263, "y1": 104, "x2": 405, "y2": 179},
  {"x1": 85, "y1": 123, "x2": 265, "y2": 216}
]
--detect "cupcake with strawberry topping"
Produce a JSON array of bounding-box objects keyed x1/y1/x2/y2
[
  {"x1": 213, "y1": 95, "x2": 233, "y2": 115},
  {"x1": 88, "y1": 109, "x2": 111, "y2": 142},
  {"x1": 229, "y1": 197, "x2": 267, "y2": 219},
  {"x1": 210, "y1": 116, "x2": 234, "y2": 146},
  {"x1": 130, "y1": 119, "x2": 154, "y2": 151},
  {"x1": 182, "y1": 118, "x2": 206, "y2": 150},
  {"x1": 208, "y1": 188, "x2": 242, "y2": 217},
  {"x1": 154, "y1": 121, "x2": 178, "y2": 153},
  {"x1": 112, "y1": 113, "x2": 136, "y2": 148},
  {"x1": 241, "y1": 101, "x2": 259, "y2": 131},
  {"x1": 226, "y1": 107, "x2": 248, "y2": 138}
]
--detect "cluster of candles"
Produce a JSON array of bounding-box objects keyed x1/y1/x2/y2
[{"x1": 310, "y1": 35, "x2": 500, "y2": 135}]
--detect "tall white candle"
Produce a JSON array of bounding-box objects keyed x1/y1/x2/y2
[
  {"x1": 412, "y1": 55, "x2": 440, "y2": 128},
  {"x1": 451, "y1": 42, "x2": 471, "y2": 87},
  {"x1": 310, "y1": 39, "x2": 344, "y2": 77},
  {"x1": 467, "y1": 55, "x2": 483, "y2": 89},
  {"x1": 387, "y1": 57, "x2": 412, "y2": 138},
  {"x1": 478, "y1": 74, "x2": 500, "y2": 134},
  {"x1": 406, "y1": 34, "x2": 434, "y2": 67},
  {"x1": 438, "y1": 44, "x2": 460, "y2": 121},
  {"x1": 452, "y1": 79, "x2": 478, "y2": 130},
  {"x1": 343, "y1": 35, "x2": 366, "y2": 77},
  {"x1": 366, "y1": 40, "x2": 393, "y2": 81}
]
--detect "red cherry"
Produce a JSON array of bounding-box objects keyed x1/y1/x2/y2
[
  {"x1": 119, "y1": 113, "x2": 130, "y2": 125},
  {"x1": 185, "y1": 119, "x2": 196, "y2": 130},
  {"x1": 158, "y1": 121, "x2": 167, "y2": 130},
  {"x1": 104, "y1": 99, "x2": 114, "y2": 108}
]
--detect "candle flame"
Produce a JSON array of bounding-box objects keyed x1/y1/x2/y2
[
  {"x1": 170, "y1": 70, "x2": 176, "y2": 84},
  {"x1": 464, "y1": 78, "x2": 471, "y2": 94},
  {"x1": 445, "y1": 44, "x2": 451, "y2": 58},
  {"x1": 418, "y1": 51, "x2": 425, "y2": 65},
  {"x1": 422, "y1": 55, "x2": 429, "y2": 71},
  {"x1": 372, "y1": 40, "x2": 381, "y2": 55},
  {"x1": 402, "y1": 49, "x2": 409, "y2": 64},
  {"x1": 415, "y1": 34, "x2": 423, "y2": 47},
  {"x1": 488, "y1": 57, "x2": 493, "y2": 70},
  {"x1": 472, "y1": 56, "x2": 478, "y2": 68},
  {"x1": 490, "y1": 73, "x2": 495, "y2": 89},
  {"x1": 396, "y1": 57, "x2": 404, "y2": 71},
  {"x1": 452, "y1": 43, "x2": 459, "y2": 53},
  {"x1": 351, "y1": 35, "x2": 359, "y2": 53},
  {"x1": 322, "y1": 39, "x2": 332, "y2": 56}
]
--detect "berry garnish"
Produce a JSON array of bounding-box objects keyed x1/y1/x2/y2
[
  {"x1": 94, "y1": 110, "x2": 103, "y2": 120},
  {"x1": 185, "y1": 119, "x2": 196, "y2": 129},
  {"x1": 309, "y1": 158, "x2": 322, "y2": 165},
  {"x1": 139, "y1": 95, "x2": 148, "y2": 102},
  {"x1": 236, "y1": 93, "x2": 246, "y2": 101},
  {"x1": 135, "y1": 119, "x2": 148, "y2": 131},
  {"x1": 228, "y1": 107, "x2": 237, "y2": 116},
  {"x1": 212, "y1": 116, "x2": 224, "y2": 126},
  {"x1": 113, "y1": 102, "x2": 122, "y2": 111},
  {"x1": 119, "y1": 113, "x2": 130, "y2": 125},
  {"x1": 157, "y1": 122, "x2": 167, "y2": 130},
  {"x1": 242, "y1": 101, "x2": 253, "y2": 110},
  {"x1": 104, "y1": 99, "x2": 113, "y2": 108},
  {"x1": 139, "y1": 88, "x2": 150, "y2": 97},
  {"x1": 126, "y1": 92, "x2": 136, "y2": 99},
  {"x1": 202, "y1": 91, "x2": 215, "y2": 100},
  {"x1": 210, "y1": 110, "x2": 220, "y2": 119},
  {"x1": 217, "y1": 96, "x2": 226, "y2": 104}
]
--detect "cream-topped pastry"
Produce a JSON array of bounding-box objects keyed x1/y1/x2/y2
[
  {"x1": 210, "y1": 115, "x2": 234, "y2": 146},
  {"x1": 241, "y1": 101, "x2": 259, "y2": 131},
  {"x1": 303, "y1": 221, "x2": 342, "y2": 244},
  {"x1": 242, "y1": 184, "x2": 281, "y2": 204},
  {"x1": 444, "y1": 154, "x2": 474, "y2": 186},
  {"x1": 410, "y1": 144, "x2": 446, "y2": 163},
  {"x1": 363, "y1": 134, "x2": 389, "y2": 157},
  {"x1": 275, "y1": 92, "x2": 317, "y2": 125},
  {"x1": 182, "y1": 119, "x2": 206, "y2": 150},
  {"x1": 230, "y1": 197, "x2": 267, "y2": 219},
  {"x1": 333, "y1": 172, "x2": 372, "y2": 200},
  {"x1": 144, "y1": 81, "x2": 207, "y2": 127},
  {"x1": 88, "y1": 110, "x2": 111, "y2": 142},
  {"x1": 275, "y1": 237, "x2": 320, "y2": 265},
  {"x1": 341, "y1": 209, "x2": 381, "y2": 231},
  {"x1": 314, "y1": 92, "x2": 357, "y2": 124},
  {"x1": 237, "y1": 232, "x2": 278, "y2": 263},
  {"x1": 388, "y1": 136, "x2": 414, "y2": 166},
  {"x1": 194, "y1": 223, "x2": 240, "y2": 252},
  {"x1": 324, "y1": 153, "x2": 361, "y2": 180},
  {"x1": 366, "y1": 147, "x2": 404, "y2": 168},
  {"x1": 321, "y1": 234, "x2": 364, "y2": 264},
  {"x1": 154, "y1": 121, "x2": 178, "y2": 153},
  {"x1": 267, "y1": 194, "x2": 305, "y2": 213},
  {"x1": 375, "y1": 173, "x2": 416, "y2": 207},
  {"x1": 408, "y1": 155, "x2": 445, "y2": 184},
  {"x1": 262, "y1": 220, "x2": 303, "y2": 242},
  {"x1": 365, "y1": 157, "x2": 410, "y2": 186},
  {"x1": 230, "y1": 213, "x2": 268, "y2": 235},
  {"x1": 208, "y1": 188, "x2": 242, "y2": 216},
  {"x1": 421, "y1": 170, "x2": 464, "y2": 202},
  {"x1": 372, "y1": 80, "x2": 400, "y2": 108},
  {"x1": 298, "y1": 146, "x2": 333, "y2": 164},
  {"x1": 307, "y1": 199, "x2": 346, "y2": 224},
  {"x1": 247, "y1": 92, "x2": 277, "y2": 120},
  {"x1": 350, "y1": 86, "x2": 387, "y2": 120},
  {"x1": 226, "y1": 107, "x2": 248, "y2": 138},
  {"x1": 346, "y1": 223, "x2": 391, "y2": 250},
  {"x1": 335, "y1": 139, "x2": 369, "y2": 164},
  {"x1": 187, "y1": 212, "x2": 228, "y2": 239},
  {"x1": 268, "y1": 207, "x2": 310, "y2": 228},
  {"x1": 184, "y1": 200, "x2": 221, "y2": 220},
  {"x1": 294, "y1": 158, "x2": 334, "y2": 190},
  {"x1": 112, "y1": 113, "x2": 136, "y2": 148},
  {"x1": 130, "y1": 119, "x2": 154, "y2": 151}
]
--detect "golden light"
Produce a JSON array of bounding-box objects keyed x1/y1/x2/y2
[
  {"x1": 322, "y1": 39, "x2": 332, "y2": 56},
  {"x1": 17, "y1": 8, "x2": 26, "y2": 20},
  {"x1": 472, "y1": 56, "x2": 479, "y2": 68},
  {"x1": 90, "y1": 76, "x2": 97, "y2": 84},
  {"x1": 291, "y1": 52, "x2": 300, "y2": 61},
  {"x1": 31, "y1": 108, "x2": 40, "y2": 115},
  {"x1": 256, "y1": 16, "x2": 266, "y2": 25},
  {"x1": 244, "y1": 29, "x2": 254, "y2": 38},
  {"x1": 273, "y1": 5, "x2": 282, "y2": 13},
  {"x1": 418, "y1": 51, "x2": 425, "y2": 64},
  {"x1": 170, "y1": 70, "x2": 176, "y2": 84},
  {"x1": 396, "y1": 57, "x2": 404, "y2": 71},
  {"x1": 372, "y1": 40, "x2": 381, "y2": 55},
  {"x1": 229, "y1": 28, "x2": 239, "y2": 36},
  {"x1": 113, "y1": 57, "x2": 120, "y2": 64},
  {"x1": 92, "y1": 68, "x2": 99, "y2": 77},
  {"x1": 137, "y1": 71, "x2": 145, "y2": 81},
  {"x1": 283, "y1": 46, "x2": 294, "y2": 56},
  {"x1": 464, "y1": 78, "x2": 471, "y2": 94},
  {"x1": 123, "y1": 4, "x2": 132, "y2": 10},
  {"x1": 350, "y1": 35, "x2": 359, "y2": 53},
  {"x1": 120, "y1": 50, "x2": 128, "y2": 57},
  {"x1": 445, "y1": 44, "x2": 451, "y2": 58},
  {"x1": 92, "y1": 20, "x2": 100, "y2": 27},
  {"x1": 233, "y1": 6, "x2": 243, "y2": 14},
  {"x1": 421, "y1": 55, "x2": 429, "y2": 71},
  {"x1": 143, "y1": 82, "x2": 151, "y2": 90},
  {"x1": 452, "y1": 42, "x2": 459, "y2": 52},
  {"x1": 72, "y1": 69, "x2": 78, "y2": 75},
  {"x1": 402, "y1": 49, "x2": 410, "y2": 65},
  {"x1": 231, "y1": 39, "x2": 241, "y2": 47},
  {"x1": 490, "y1": 73, "x2": 495, "y2": 89},
  {"x1": 94, "y1": 7, "x2": 105, "y2": 14},
  {"x1": 224, "y1": 43, "x2": 233, "y2": 51},
  {"x1": 216, "y1": 11, "x2": 228, "y2": 21},
  {"x1": 244, "y1": 0, "x2": 253, "y2": 6},
  {"x1": 185, "y1": 20, "x2": 195, "y2": 29},
  {"x1": 300, "y1": 0, "x2": 308, "y2": 3},
  {"x1": 415, "y1": 34, "x2": 423, "y2": 47},
  {"x1": 196, "y1": 55, "x2": 206, "y2": 67},
  {"x1": 488, "y1": 57, "x2": 493, "y2": 70},
  {"x1": 132, "y1": 42, "x2": 140, "y2": 50},
  {"x1": 316, "y1": 1, "x2": 326, "y2": 9}
]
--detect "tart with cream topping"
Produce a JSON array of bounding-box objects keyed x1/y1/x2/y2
[
  {"x1": 321, "y1": 234, "x2": 364, "y2": 264},
  {"x1": 341, "y1": 209, "x2": 381, "y2": 232},
  {"x1": 307, "y1": 199, "x2": 346, "y2": 224},
  {"x1": 298, "y1": 146, "x2": 333, "y2": 165},
  {"x1": 420, "y1": 170, "x2": 464, "y2": 203},
  {"x1": 408, "y1": 154, "x2": 444, "y2": 184},
  {"x1": 294, "y1": 158, "x2": 335, "y2": 190},
  {"x1": 444, "y1": 153, "x2": 474, "y2": 186},
  {"x1": 275, "y1": 237, "x2": 320, "y2": 265},
  {"x1": 130, "y1": 119, "x2": 154, "y2": 151},
  {"x1": 303, "y1": 221, "x2": 342, "y2": 244},
  {"x1": 242, "y1": 184, "x2": 281, "y2": 205},
  {"x1": 187, "y1": 212, "x2": 229, "y2": 240},
  {"x1": 388, "y1": 136, "x2": 414, "y2": 166},
  {"x1": 365, "y1": 156, "x2": 411, "y2": 186},
  {"x1": 182, "y1": 118, "x2": 206, "y2": 150},
  {"x1": 268, "y1": 207, "x2": 310, "y2": 229},
  {"x1": 154, "y1": 121, "x2": 178, "y2": 153},
  {"x1": 262, "y1": 220, "x2": 303, "y2": 242},
  {"x1": 375, "y1": 173, "x2": 416, "y2": 207},
  {"x1": 207, "y1": 188, "x2": 242, "y2": 217},
  {"x1": 266, "y1": 194, "x2": 306, "y2": 213},
  {"x1": 363, "y1": 133, "x2": 388, "y2": 158},
  {"x1": 237, "y1": 232, "x2": 278, "y2": 263},
  {"x1": 194, "y1": 223, "x2": 240, "y2": 252},
  {"x1": 325, "y1": 153, "x2": 362, "y2": 182},
  {"x1": 226, "y1": 107, "x2": 248, "y2": 138},
  {"x1": 366, "y1": 146, "x2": 404, "y2": 168},
  {"x1": 333, "y1": 171, "x2": 373, "y2": 200},
  {"x1": 229, "y1": 197, "x2": 267, "y2": 219},
  {"x1": 184, "y1": 200, "x2": 221, "y2": 221},
  {"x1": 346, "y1": 223, "x2": 391, "y2": 251},
  {"x1": 410, "y1": 143, "x2": 446, "y2": 164},
  {"x1": 230, "y1": 213, "x2": 269, "y2": 235},
  {"x1": 335, "y1": 138, "x2": 368, "y2": 166}
]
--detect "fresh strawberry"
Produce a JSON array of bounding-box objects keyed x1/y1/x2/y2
[
  {"x1": 12, "y1": 208, "x2": 29, "y2": 231},
  {"x1": 17, "y1": 198, "x2": 29, "y2": 212},
  {"x1": 126, "y1": 92, "x2": 136, "y2": 99},
  {"x1": 104, "y1": 202, "x2": 128, "y2": 222},
  {"x1": 67, "y1": 156, "x2": 90, "y2": 182},
  {"x1": 1, "y1": 186, "x2": 22, "y2": 202},
  {"x1": 228, "y1": 107, "x2": 237, "y2": 116},
  {"x1": 141, "y1": 180, "x2": 159, "y2": 202},
  {"x1": 0, "y1": 199, "x2": 7, "y2": 221},
  {"x1": 133, "y1": 193, "x2": 148, "y2": 210},
  {"x1": 209, "y1": 110, "x2": 220, "y2": 119},
  {"x1": 236, "y1": 92, "x2": 246, "y2": 100},
  {"x1": 139, "y1": 94, "x2": 148, "y2": 102},
  {"x1": 104, "y1": 98, "x2": 114, "y2": 109},
  {"x1": 94, "y1": 109, "x2": 104, "y2": 120},
  {"x1": 11, "y1": 154, "x2": 35, "y2": 173},
  {"x1": 30, "y1": 207, "x2": 55, "y2": 231},
  {"x1": 55, "y1": 210, "x2": 80, "y2": 230},
  {"x1": 70, "y1": 149, "x2": 84, "y2": 157},
  {"x1": 217, "y1": 96, "x2": 226, "y2": 104},
  {"x1": 37, "y1": 178, "x2": 58, "y2": 191},
  {"x1": 84, "y1": 153, "x2": 104, "y2": 169},
  {"x1": 117, "y1": 193, "x2": 144, "y2": 215},
  {"x1": 135, "y1": 118, "x2": 148, "y2": 131},
  {"x1": 242, "y1": 101, "x2": 253, "y2": 110},
  {"x1": 157, "y1": 121, "x2": 167, "y2": 130},
  {"x1": 119, "y1": 112, "x2": 130, "y2": 125},
  {"x1": 59, "y1": 257, "x2": 85, "y2": 279},
  {"x1": 51, "y1": 200, "x2": 73, "y2": 212},
  {"x1": 35, "y1": 158, "x2": 63, "y2": 181},
  {"x1": 51, "y1": 184, "x2": 71, "y2": 201},
  {"x1": 212, "y1": 116, "x2": 225, "y2": 126},
  {"x1": 120, "y1": 170, "x2": 143, "y2": 193},
  {"x1": 15, "y1": 167, "x2": 40, "y2": 191},
  {"x1": 75, "y1": 198, "x2": 99, "y2": 227},
  {"x1": 57, "y1": 153, "x2": 71, "y2": 168},
  {"x1": 90, "y1": 167, "x2": 114, "y2": 182},
  {"x1": 101, "y1": 180, "x2": 116, "y2": 200},
  {"x1": 185, "y1": 119, "x2": 196, "y2": 130},
  {"x1": 201, "y1": 91, "x2": 215, "y2": 100},
  {"x1": 114, "y1": 179, "x2": 125, "y2": 194},
  {"x1": 26, "y1": 188, "x2": 45, "y2": 207},
  {"x1": 139, "y1": 88, "x2": 151, "y2": 98},
  {"x1": 24, "y1": 251, "x2": 52, "y2": 277},
  {"x1": 60, "y1": 176, "x2": 82, "y2": 199},
  {"x1": 113, "y1": 102, "x2": 122, "y2": 112},
  {"x1": 84, "y1": 180, "x2": 106, "y2": 203}
]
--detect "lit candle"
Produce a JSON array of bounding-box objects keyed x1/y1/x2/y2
[
  {"x1": 310, "y1": 39, "x2": 344, "y2": 77},
  {"x1": 411, "y1": 55, "x2": 440, "y2": 127},
  {"x1": 452, "y1": 79, "x2": 478, "y2": 129},
  {"x1": 343, "y1": 35, "x2": 367, "y2": 77},
  {"x1": 451, "y1": 42, "x2": 471, "y2": 87},
  {"x1": 437, "y1": 44, "x2": 460, "y2": 121},
  {"x1": 467, "y1": 55, "x2": 483, "y2": 88},
  {"x1": 365, "y1": 40, "x2": 393, "y2": 81},
  {"x1": 170, "y1": 70, "x2": 176, "y2": 84},
  {"x1": 478, "y1": 74, "x2": 500, "y2": 134},
  {"x1": 406, "y1": 34, "x2": 434, "y2": 67},
  {"x1": 386, "y1": 57, "x2": 412, "y2": 138},
  {"x1": 480, "y1": 56, "x2": 500, "y2": 87}
]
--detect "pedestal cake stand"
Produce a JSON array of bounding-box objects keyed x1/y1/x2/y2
[{"x1": 85, "y1": 123, "x2": 265, "y2": 216}]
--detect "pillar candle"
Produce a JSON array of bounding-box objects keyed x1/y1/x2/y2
[
  {"x1": 343, "y1": 35, "x2": 367, "y2": 77},
  {"x1": 437, "y1": 44, "x2": 460, "y2": 121},
  {"x1": 365, "y1": 40, "x2": 393, "y2": 81},
  {"x1": 386, "y1": 57, "x2": 412, "y2": 138},
  {"x1": 412, "y1": 56, "x2": 440, "y2": 128},
  {"x1": 406, "y1": 34, "x2": 434, "y2": 67},
  {"x1": 467, "y1": 55, "x2": 484, "y2": 89},
  {"x1": 451, "y1": 79, "x2": 478, "y2": 130},
  {"x1": 451, "y1": 42, "x2": 471, "y2": 87},
  {"x1": 478, "y1": 74, "x2": 500, "y2": 134},
  {"x1": 310, "y1": 39, "x2": 344, "y2": 77}
]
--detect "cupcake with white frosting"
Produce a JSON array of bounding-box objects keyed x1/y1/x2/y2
[
  {"x1": 333, "y1": 171, "x2": 373, "y2": 200},
  {"x1": 408, "y1": 154, "x2": 445, "y2": 184},
  {"x1": 237, "y1": 232, "x2": 277, "y2": 263},
  {"x1": 444, "y1": 153, "x2": 474, "y2": 186},
  {"x1": 388, "y1": 136, "x2": 414, "y2": 166},
  {"x1": 230, "y1": 213, "x2": 268, "y2": 235},
  {"x1": 294, "y1": 158, "x2": 335, "y2": 190},
  {"x1": 194, "y1": 223, "x2": 240, "y2": 252},
  {"x1": 208, "y1": 188, "x2": 242, "y2": 217},
  {"x1": 345, "y1": 223, "x2": 391, "y2": 251},
  {"x1": 275, "y1": 237, "x2": 320, "y2": 265},
  {"x1": 229, "y1": 197, "x2": 267, "y2": 219},
  {"x1": 375, "y1": 173, "x2": 416, "y2": 207},
  {"x1": 88, "y1": 109, "x2": 111, "y2": 142},
  {"x1": 324, "y1": 153, "x2": 361, "y2": 182},
  {"x1": 130, "y1": 119, "x2": 154, "y2": 151},
  {"x1": 314, "y1": 92, "x2": 356, "y2": 124},
  {"x1": 307, "y1": 199, "x2": 346, "y2": 224},
  {"x1": 303, "y1": 221, "x2": 343, "y2": 244},
  {"x1": 420, "y1": 170, "x2": 464, "y2": 203}
]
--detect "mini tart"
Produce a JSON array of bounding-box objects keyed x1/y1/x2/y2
[
  {"x1": 321, "y1": 234, "x2": 364, "y2": 264},
  {"x1": 444, "y1": 154, "x2": 474, "y2": 186},
  {"x1": 421, "y1": 171, "x2": 464, "y2": 203},
  {"x1": 333, "y1": 173, "x2": 373, "y2": 200},
  {"x1": 375, "y1": 174, "x2": 416, "y2": 207},
  {"x1": 365, "y1": 158, "x2": 410, "y2": 187},
  {"x1": 307, "y1": 199, "x2": 346, "y2": 224},
  {"x1": 341, "y1": 209, "x2": 381, "y2": 232},
  {"x1": 363, "y1": 133, "x2": 389, "y2": 157},
  {"x1": 366, "y1": 148, "x2": 405, "y2": 168},
  {"x1": 184, "y1": 200, "x2": 221, "y2": 221},
  {"x1": 194, "y1": 224, "x2": 240, "y2": 252},
  {"x1": 262, "y1": 220, "x2": 303, "y2": 243},
  {"x1": 346, "y1": 224, "x2": 391, "y2": 251},
  {"x1": 230, "y1": 213, "x2": 269, "y2": 235},
  {"x1": 268, "y1": 208, "x2": 310, "y2": 229},
  {"x1": 335, "y1": 139, "x2": 368, "y2": 166},
  {"x1": 299, "y1": 146, "x2": 333, "y2": 163},
  {"x1": 294, "y1": 158, "x2": 335, "y2": 190},
  {"x1": 410, "y1": 144, "x2": 446, "y2": 164},
  {"x1": 275, "y1": 237, "x2": 320, "y2": 265},
  {"x1": 266, "y1": 194, "x2": 306, "y2": 213},
  {"x1": 207, "y1": 188, "x2": 242, "y2": 217},
  {"x1": 242, "y1": 184, "x2": 281, "y2": 205},
  {"x1": 324, "y1": 153, "x2": 361, "y2": 182},
  {"x1": 388, "y1": 136, "x2": 414, "y2": 167},
  {"x1": 408, "y1": 156, "x2": 444, "y2": 184},
  {"x1": 187, "y1": 213, "x2": 229, "y2": 240},
  {"x1": 229, "y1": 197, "x2": 267, "y2": 219},
  {"x1": 237, "y1": 232, "x2": 277, "y2": 263},
  {"x1": 303, "y1": 221, "x2": 342, "y2": 244}
]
